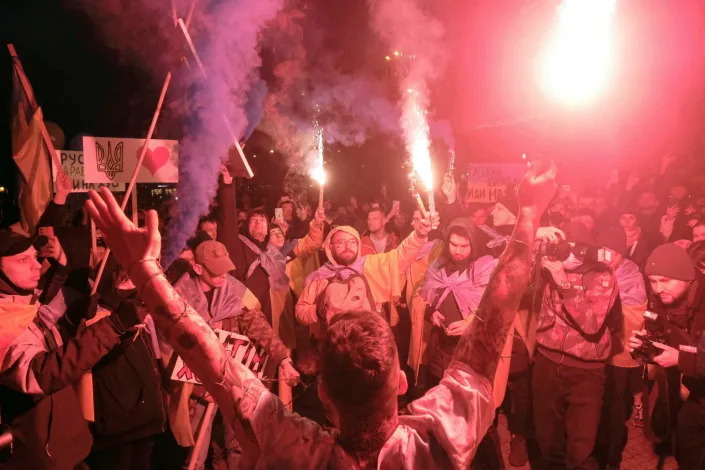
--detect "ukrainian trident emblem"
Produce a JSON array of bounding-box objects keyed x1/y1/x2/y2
[{"x1": 95, "y1": 141, "x2": 124, "y2": 181}]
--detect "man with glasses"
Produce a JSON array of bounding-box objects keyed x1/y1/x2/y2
[{"x1": 295, "y1": 212, "x2": 437, "y2": 329}]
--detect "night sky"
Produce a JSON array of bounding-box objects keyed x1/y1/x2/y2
[{"x1": 3, "y1": 0, "x2": 705, "y2": 226}]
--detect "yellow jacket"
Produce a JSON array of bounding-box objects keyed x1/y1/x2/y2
[{"x1": 295, "y1": 226, "x2": 427, "y2": 326}]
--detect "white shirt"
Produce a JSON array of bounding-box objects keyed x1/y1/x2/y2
[{"x1": 244, "y1": 362, "x2": 494, "y2": 469}]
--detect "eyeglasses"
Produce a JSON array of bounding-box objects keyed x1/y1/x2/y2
[{"x1": 332, "y1": 240, "x2": 358, "y2": 248}]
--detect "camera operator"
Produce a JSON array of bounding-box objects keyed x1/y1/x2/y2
[
  {"x1": 628, "y1": 243, "x2": 705, "y2": 470},
  {"x1": 532, "y1": 221, "x2": 620, "y2": 469}
]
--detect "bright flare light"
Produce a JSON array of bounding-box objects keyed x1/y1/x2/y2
[
  {"x1": 310, "y1": 129, "x2": 326, "y2": 185},
  {"x1": 541, "y1": 0, "x2": 617, "y2": 106},
  {"x1": 405, "y1": 98, "x2": 433, "y2": 192}
]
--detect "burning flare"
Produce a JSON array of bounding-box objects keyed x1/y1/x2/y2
[{"x1": 541, "y1": 0, "x2": 617, "y2": 106}]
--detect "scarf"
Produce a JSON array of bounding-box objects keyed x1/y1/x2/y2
[
  {"x1": 238, "y1": 235, "x2": 290, "y2": 291},
  {"x1": 417, "y1": 255, "x2": 497, "y2": 319}
]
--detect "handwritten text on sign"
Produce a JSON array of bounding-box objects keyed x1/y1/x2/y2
[
  {"x1": 52, "y1": 150, "x2": 126, "y2": 193},
  {"x1": 83, "y1": 137, "x2": 179, "y2": 184},
  {"x1": 169, "y1": 329, "x2": 269, "y2": 384},
  {"x1": 466, "y1": 164, "x2": 525, "y2": 203}
]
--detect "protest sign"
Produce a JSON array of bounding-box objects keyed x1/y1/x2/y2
[
  {"x1": 83, "y1": 137, "x2": 179, "y2": 184},
  {"x1": 170, "y1": 329, "x2": 269, "y2": 384},
  {"x1": 465, "y1": 164, "x2": 525, "y2": 203},
  {"x1": 52, "y1": 150, "x2": 126, "y2": 192}
]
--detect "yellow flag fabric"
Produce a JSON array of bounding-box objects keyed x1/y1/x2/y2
[
  {"x1": 0, "y1": 302, "x2": 39, "y2": 366},
  {"x1": 11, "y1": 65, "x2": 53, "y2": 234}
]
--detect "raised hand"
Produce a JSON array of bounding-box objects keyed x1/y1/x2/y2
[
  {"x1": 441, "y1": 173, "x2": 457, "y2": 204},
  {"x1": 54, "y1": 169, "x2": 72, "y2": 205},
  {"x1": 313, "y1": 206, "x2": 326, "y2": 225},
  {"x1": 517, "y1": 161, "x2": 558, "y2": 217},
  {"x1": 84, "y1": 187, "x2": 161, "y2": 271},
  {"x1": 416, "y1": 211, "x2": 440, "y2": 237}
]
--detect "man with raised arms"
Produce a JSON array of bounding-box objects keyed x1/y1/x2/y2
[{"x1": 84, "y1": 161, "x2": 556, "y2": 469}]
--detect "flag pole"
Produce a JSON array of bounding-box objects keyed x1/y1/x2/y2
[{"x1": 177, "y1": 19, "x2": 253, "y2": 178}]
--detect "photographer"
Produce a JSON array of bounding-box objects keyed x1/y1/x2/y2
[
  {"x1": 532, "y1": 221, "x2": 620, "y2": 469},
  {"x1": 628, "y1": 243, "x2": 705, "y2": 470}
]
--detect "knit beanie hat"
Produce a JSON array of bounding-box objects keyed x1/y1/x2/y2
[
  {"x1": 645, "y1": 243, "x2": 696, "y2": 281},
  {"x1": 596, "y1": 226, "x2": 627, "y2": 255}
]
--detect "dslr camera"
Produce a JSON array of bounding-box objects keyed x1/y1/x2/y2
[
  {"x1": 545, "y1": 241, "x2": 613, "y2": 264},
  {"x1": 631, "y1": 310, "x2": 669, "y2": 364}
]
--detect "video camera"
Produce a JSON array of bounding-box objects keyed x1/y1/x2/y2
[
  {"x1": 630, "y1": 310, "x2": 669, "y2": 364},
  {"x1": 545, "y1": 241, "x2": 613, "y2": 264}
]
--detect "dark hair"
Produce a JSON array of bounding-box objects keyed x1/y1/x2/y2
[
  {"x1": 321, "y1": 311, "x2": 398, "y2": 413},
  {"x1": 198, "y1": 214, "x2": 217, "y2": 226},
  {"x1": 366, "y1": 208, "x2": 384, "y2": 217},
  {"x1": 448, "y1": 225, "x2": 471, "y2": 241}
]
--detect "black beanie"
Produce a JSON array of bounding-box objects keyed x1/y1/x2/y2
[
  {"x1": 645, "y1": 244, "x2": 696, "y2": 281},
  {"x1": 564, "y1": 221, "x2": 596, "y2": 247},
  {"x1": 596, "y1": 226, "x2": 627, "y2": 255}
]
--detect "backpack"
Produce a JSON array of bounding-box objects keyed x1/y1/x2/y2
[{"x1": 315, "y1": 271, "x2": 378, "y2": 326}]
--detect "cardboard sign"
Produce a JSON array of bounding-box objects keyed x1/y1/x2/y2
[
  {"x1": 52, "y1": 150, "x2": 126, "y2": 192},
  {"x1": 169, "y1": 329, "x2": 269, "y2": 384},
  {"x1": 83, "y1": 137, "x2": 179, "y2": 184},
  {"x1": 465, "y1": 164, "x2": 525, "y2": 203}
]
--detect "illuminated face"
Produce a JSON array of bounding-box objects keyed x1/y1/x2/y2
[
  {"x1": 199, "y1": 221, "x2": 218, "y2": 240},
  {"x1": 330, "y1": 231, "x2": 358, "y2": 266},
  {"x1": 0, "y1": 247, "x2": 41, "y2": 291},
  {"x1": 367, "y1": 210, "x2": 385, "y2": 233},
  {"x1": 577, "y1": 197, "x2": 595, "y2": 211},
  {"x1": 619, "y1": 214, "x2": 638, "y2": 231},
  {"x1": 248, "y1": 215, "x2": 268, "y2": 241},
  {"x1": 197, "y1": 264, "x2": 227, "y2": 289},
  {"x1": 693, "y1": 225, "x2": 705, "y2": 243},
  {"x1": 448, "y1": 233, "x2": 472, "y2": 262},
  {"x1": 670, "y1": 185, "x2": 688, "y2": 201},
  {"x1": 637, "y1": 192, "x2": 659, "y2": 212},
  {"x1": 281, "y1": 202, "x2": 294, "y2": 222},
  {"x1": 471, "y1": 208, "x2": 488, "y2": 226},
  {"x1": 178, "y1": 249, "x2": 196, "y2": 267},
  {"x1": 269, "y1": 227, "x2": 285, "y2": 249},
  {"x1": 648, "y1": 275, "x2": 690, "y2": 305},
  {"x1": 392, "y1": 213, "x2": 407, "y2": 230}
]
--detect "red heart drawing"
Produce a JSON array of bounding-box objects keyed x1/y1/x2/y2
[{"x1": 141, "y1": 145, "x2": 170, "y2": 175}]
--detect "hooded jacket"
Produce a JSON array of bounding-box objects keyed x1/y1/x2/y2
[
  {"x1": 295, "y1": 225, "x2": 427, "y2": 326},
  {"x1": 0, "y1": 276, "x2": 125, "y2": 469}
]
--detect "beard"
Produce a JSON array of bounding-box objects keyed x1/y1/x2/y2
[{"x1": 333, "y1": 250, "x2": 357, "y2": 266}]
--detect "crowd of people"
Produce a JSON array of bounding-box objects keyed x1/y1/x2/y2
[{"x1": 1, "y1": 153, "x2": 705, "y2": 470}]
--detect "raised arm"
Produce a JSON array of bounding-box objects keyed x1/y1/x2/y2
[
  {"x1": 85, "y1": 188, "x2": 260, "y2": 424},
  {"x1": 452, "y1": 163, "x2": 557, "y2": 382}
]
